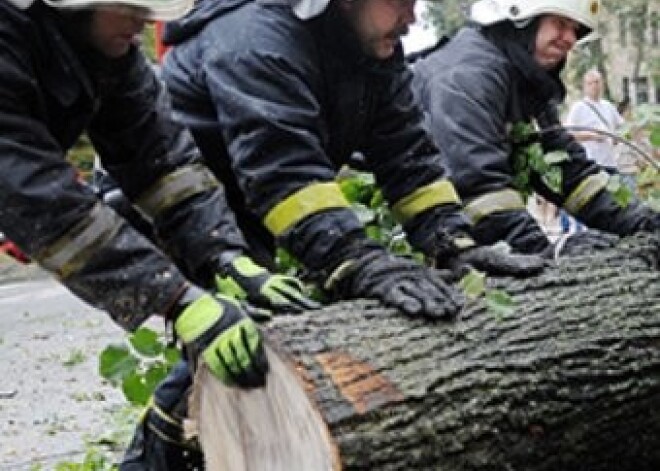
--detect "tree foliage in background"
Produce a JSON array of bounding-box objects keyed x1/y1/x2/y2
[
  {"x1": 424, "y1": 0, "x2": 468, "y2": 38},
  {"x1": 570, "y1": 0, "x2": 658, "y2": 98}
]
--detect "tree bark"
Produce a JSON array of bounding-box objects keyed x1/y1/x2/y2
[{"x1": 192, "y1": 234, "x2": 660, "y2": 471}]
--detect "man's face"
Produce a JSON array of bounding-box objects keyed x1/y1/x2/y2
[
  {"x1": 583, "y1": 72, "x2": 603, "y2": 100},
  {"x1": 533, "y1": 14, "x2": 579, "y2": 70},
  {"x1": 89, "y1": 5, "x2": 148, "y2": 58},
  {"x1": 340, "y1": 0, "x2": 417, "y2": 60}
]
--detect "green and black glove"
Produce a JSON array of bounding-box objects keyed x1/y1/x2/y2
[
  {"x1": 214, "y1": 253, "x2": 320, "y2": 314},
  {"x1": 174, "y1": 289, "x2": 268, "y2": 388}
]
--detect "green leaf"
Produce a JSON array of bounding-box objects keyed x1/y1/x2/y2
[
  {"x1": 459, "y1": 270, "x2": 486, "y2": 300},
  {"x1": 369, "y1": 189, "x2": 384, "y2": 209},
  {"x1": 365, "y1": 224, "x2": 384, "y2": 243},
  {"x1": 485, "y1": 289, "x2": 516, "y2": 320},
  {"x1": 650, "y1": 126, "x2": 660, "y2": 149},
  {"x1": 144, "y1": 364, "x2": 170, "y2": 392},
  {"x1": 351, "y1": 203, "x2": 376, "y2": 224},
  {"x1": 164, "y1": 347, "x2": 181, "y2": 365},
  {"x1": 98, "y1": 344, "x2": 139, "y2": 384},
  {"x1": 541, "y1": 166, "x2": 563, "y2": 194},
  {"x1": 339, "y1": 178, "x2": 362, "y2": 202},
  {"x1": 122, "y1": 372, "x2": 152, "y2": 406},
  {"x1": 606, "y1": 175, "x2": 634, "y2": 208},
  {"x1": 129, "y1": 328, "x2": 162, "y2": 357},
  {"x1": 544, "y1": 150, "x2": 570, "y2": 165}
]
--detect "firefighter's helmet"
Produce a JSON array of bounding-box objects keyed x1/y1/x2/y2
[
  {"x1": 288, "y1": 0, "x2": 331, "y2": 20},
  {"x1": 470, "y1": 0, "x2": 601, "y2": 40},
  {"x1": 7, "y1": 0, "x2": 193, "y2": 21}
]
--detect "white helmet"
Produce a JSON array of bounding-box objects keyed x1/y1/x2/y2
[
  {"x1": 289, "y1": 0, "x2": 331, "y2": 20},
  {"x1": 470, "y1": 0, "x2": 601, "y2": 40},
  {"x1": 6, "y1": 0, "x2": 193, "y2": 20}
]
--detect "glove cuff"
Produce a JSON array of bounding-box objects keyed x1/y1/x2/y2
[
  {"x1": 174, "y1": 293, "x2": 223, "y2": 343},
  {"x1": 278, "y1": 208, "x2": 366, "y2": 271},
  {"x1": 404, "y1": 204, "x2": 475, "y2": 261}
]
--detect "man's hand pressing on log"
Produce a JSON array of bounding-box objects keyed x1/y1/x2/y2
[
  {"x1": 323, "y1": 243, "x2": 465, "y2": 319},
  {"x1": 174, "y1": 288, "x2": 269, "y2": 388}
]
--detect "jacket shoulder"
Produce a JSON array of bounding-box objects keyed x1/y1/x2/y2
[{"x1": 414, "y1": 28, "x2": 507, "y2": 78}]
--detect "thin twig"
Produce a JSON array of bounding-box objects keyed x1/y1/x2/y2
[{"x1": 540, "y1": 124, "x2": 660, "y2": 171}]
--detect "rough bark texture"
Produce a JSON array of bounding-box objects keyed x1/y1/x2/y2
[{"x1": 194, "y1": 234, "x2": 660, "y2": 471}]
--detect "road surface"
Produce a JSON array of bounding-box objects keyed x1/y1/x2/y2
[{"x1": 0, "y1": 260, "x2": 131, "y2": 470}]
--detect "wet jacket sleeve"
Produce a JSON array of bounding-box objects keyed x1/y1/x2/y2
[
  {"x1": 360, "y1": 64, "x2": 473, "y2": 256},
  {"x1": 0, "y1": 44, "x2": 188, "y2": 330},
  {"x1": 413, "y1": 57, "x2": 552, "y2": 254},
  {"x1": 87, "y1": 49, "x2": 248, "y2": 283},
  {"x1": 198, "y1": 28, "x2": 365, "y2": 270},
  {"x1": 536, "y1": 107, "x2": 659, "y2": 235}
]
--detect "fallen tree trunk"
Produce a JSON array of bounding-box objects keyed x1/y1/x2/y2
[{"x1": 191, "y1": 234, "x2": 660, "y2": 471}]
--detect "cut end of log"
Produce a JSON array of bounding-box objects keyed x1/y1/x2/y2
[{"x1": 190, "y1": 346, "x2": 341, "y2": 471}]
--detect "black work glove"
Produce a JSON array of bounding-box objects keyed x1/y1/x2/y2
[
  {"x1": 442, "y1": 242, "x2": 548, "y2": 278},
  {"x1": 544, "y1": 229, "x2": 620, "y2": 259},
  {"x1": 405, "y1": 205, "x2": 546, "y2": 278},
  {"x1": 324, "y1": 246, "x2": 465, "y2": 319}
]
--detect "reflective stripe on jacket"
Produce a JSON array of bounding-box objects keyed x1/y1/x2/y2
[
  {"x1": 0, "y1": 3, "x2": 246, "y2": 328},
  {"x1": 412, "y1": 27, "x2": 657, "y2": 252},
  {"x1": 161, "y1": 0, "x2": 465, "y2": 268}
]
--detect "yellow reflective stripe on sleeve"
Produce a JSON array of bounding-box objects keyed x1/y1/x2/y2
[
  {"x1": 263, "y1": 182, "x2": 350, "y2": 236},
  {"x1": 135, "y1": 164, "x2": 218, "y2": 219},
  {"x1": 463, "y1": 189, "x2": 526, "y2": 224},
  {"x1": 564, "y1": 172, "x2": 609, "y2": 215},
  {"x1": 35, "y1": 202, "x2": 122, "y2": 279},
  {"x1": 391, "y1": 180, "x2": 460, "y2": 224}
]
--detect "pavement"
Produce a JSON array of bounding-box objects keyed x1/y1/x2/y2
[{"x1": 0, "y1": 259, "x2": 131, "y2": 470}]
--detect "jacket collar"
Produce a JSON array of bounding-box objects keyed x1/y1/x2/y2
[{"x1": 36, "y1": 6, "x2": 96, "y2": 105}]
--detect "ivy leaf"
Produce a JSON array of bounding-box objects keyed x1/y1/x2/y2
[
  {"x1": 98, "y1": 344, "x2": 139, "y2": 384},
  {"x1": 129, "y1": 327, "x2": 162, "y2": 358},
  {"x1": 485, "y1": 289, "x2": 516, "y2": 320},
  {"x1": 459, "y1": 270, "x2": 486, "y2": 300}
]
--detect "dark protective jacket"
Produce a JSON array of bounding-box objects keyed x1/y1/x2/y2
[
  {"x1": 162, "y1": 0, "x2": 470, "y2": 271},
  {"x1": 0, "y1": 2, "x2": 247, "y2": 329},
  {"x1": 412, "y1": 26, "x2": 659, "y2": 254}
]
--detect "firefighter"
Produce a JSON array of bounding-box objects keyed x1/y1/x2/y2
[
  {"x1": 411, "y1": 0, "x2": 659, "y2": 257},
  {"x1": 159, "y1": 0, "x2": 546, "y2": 324},
  {"x1": 0, "y1": 0, "x2": 320, "y2": 468}
]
